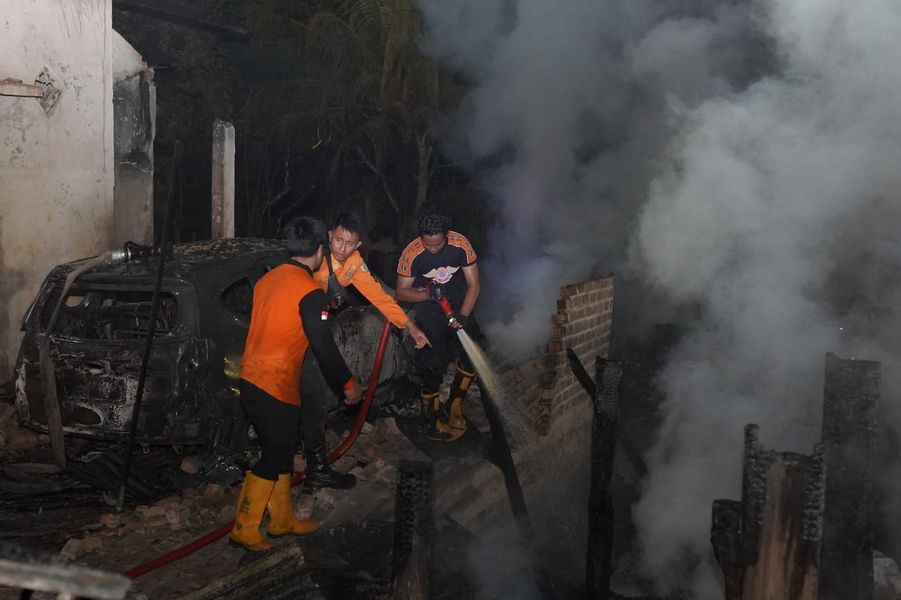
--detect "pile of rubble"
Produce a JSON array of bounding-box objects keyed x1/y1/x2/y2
[{"x1": 58, "y1": 481, "x2": 237, "y2": 561}]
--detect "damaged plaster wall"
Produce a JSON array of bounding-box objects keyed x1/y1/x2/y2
[
  {"x1": 112, "y1": 31, "x2": 155, "y2": 247},
  {"x1": 0, "y1": 0, "x2": 115, "y2": 381}
]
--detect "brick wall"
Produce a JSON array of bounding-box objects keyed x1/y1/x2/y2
[{"x1": 499, "y1": 273, "x2": 615, "y2": 435}]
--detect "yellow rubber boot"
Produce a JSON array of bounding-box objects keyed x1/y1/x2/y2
[
  {"x1": 267, "y1": 474, "x2": 318, "y2": 536},
  {"x1": 230, "y1": 471, "x2": 276, "y2": 551}
]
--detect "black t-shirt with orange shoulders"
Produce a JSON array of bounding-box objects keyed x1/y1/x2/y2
[{"x1": 397, "y1": 231, "x2": 477, "y2": 309}]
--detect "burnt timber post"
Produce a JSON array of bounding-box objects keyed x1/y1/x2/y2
[
  {"x1": 211, "y1": 119, "x2": 235, "y2": 239},
  {"x1": 711, "y1": 424, "x2": 825, "y2": 600},
  {"x1": 585, "y1": 356, "x2": 622, "y2": 598},
  {"x1": 566, "y1": 349, "x2": 622, "y2": 599},
  {"x1": 0, "y1": 541, "x2": 130, "y2": 599},
  {"x1": 711, "y1": 499, "x2": 742, "y2": 600},
  {"x1": 392, "y1": 460, "x2": 433, "y2": 600},
  {"x1": 820, "y1": 353, "x2": 879, "y2": 600}
]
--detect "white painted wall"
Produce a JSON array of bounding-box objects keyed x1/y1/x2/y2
[{"x1": 0, "y1": 0, "x2": 115, "y2": 380}]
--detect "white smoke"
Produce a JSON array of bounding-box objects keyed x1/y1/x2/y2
[
  {"x1": 420, "y1": 0, "x2": 901, "y2": 597},
  {"x1": 419, "y1": 0, "x2": 757, "y2": 360},
  {"x1": 632, "y1": 0, "x2": 901, "y2": 594}
]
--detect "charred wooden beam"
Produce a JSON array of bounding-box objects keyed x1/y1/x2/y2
[
  {"x1": 567, "y1": 348, "x2": 646, "y2": 476},
  {"x1": 820, "y1": 353, "x2": 879, "y2": 600},
  {"x1": 392, "y1": 460, "x2": 433, "y2": 600},
  {"x1": 711, "y1": 499, "x2": 742, "y2": 600},
  {"x1": 584, "y1": 356, "x2": 622, "y2": 599},
  {"x1": 719, "y1": 424, "x2": 825, "y2": 600},
  {"x1": 0, "y1": 540, "x2": 130, "y2": 599}
]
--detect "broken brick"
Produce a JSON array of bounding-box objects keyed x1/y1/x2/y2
[
  {"x1": 166, "y1": 507, "x2": 192, "y2": 530},
  {"x1": 81, "y1": 536, "x2": 104, "y2": 553},
  {"x1": 180, "y1": 455, "x2": 203, "y2": 475},
  {"x1": 203, "y1": 483, "x2": 224, "y2": 498},
  {"x1": 99, "y1": 513, "x2": 122, "y2": 528},
  {"x1": 156, "y1": 495, "x2": 181, "y2": 510},
  {"x1": 136, "y1": 505, "x2": 166, "y2": 520},
  {"x1": 293, "y1": 453, "x2": 307, "y2": 473},
  {"x1": 4, "y1": 429, "x2": 41, "y2": 450},
  {"x1": 217, "y1": 505, "x2": 234, "y2": 524},
  {"x1": 294, "y1": 494, "x2": 315, "y2": 521},
  {"x1": 59, "y1": 538, "x2": 82, "y2": 560}
]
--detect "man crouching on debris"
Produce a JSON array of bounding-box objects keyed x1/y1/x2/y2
[
  {"x1": 396, "y1": 213, "x2": 483, "y2": 442},
  {"x1": 297, "y1": 212, "x2": 430, "y2": 490},
  {"x1": 231, "y1": 216, "x2": 362, "y2": 551}
]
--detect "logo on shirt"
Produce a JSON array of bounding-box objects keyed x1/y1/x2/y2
[
  {"x1": 423, "y1": 266, "x2": 459, "y2": 284},
  {"x1": 320, "y1": 311, "x2": 329, "y2": 321}
]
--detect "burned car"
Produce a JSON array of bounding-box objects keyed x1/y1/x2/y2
[{"x1": 14, "y1": 238, "x2": 407, "y2": 450}]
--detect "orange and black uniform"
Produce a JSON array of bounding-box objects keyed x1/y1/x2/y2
[
  {"x1": 314, "y1": 250, "x2": 410, "y2": 328},
  {"x1": 298, "y1": 250, "x2": 412, "y2": 453},
  {"x1": 240, "y1": 261, "x2": 354, "y2": 481},
  {"x1": 397, "y1": 231, "x2": 483, "y2": 394}
]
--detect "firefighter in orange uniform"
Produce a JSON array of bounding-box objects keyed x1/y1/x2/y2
[
  {"x1": 231, "y1": 217, "x2": 361, "y2": 551},
  {"x1": 298, "y1": 212, "x2": 429, "y2": 489}
]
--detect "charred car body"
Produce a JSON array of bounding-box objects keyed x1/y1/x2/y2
[{"x1": 14, "y1": 239, "x2": 406, "y2": 449}]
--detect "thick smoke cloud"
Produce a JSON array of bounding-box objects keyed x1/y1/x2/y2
[
  {"x1": 633, "y1": 0, "x2": 901, "y2": 593},
  {"x1": 419, "y1": 0, "x2": 756, "y2": 360},
  {"x1": 420, "y1": 0, "x2": 901, "y2": 596}
]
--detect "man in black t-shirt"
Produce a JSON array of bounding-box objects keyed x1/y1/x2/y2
[{"x1": 396, "y1": 213, "x2": 482, "y2": 442}]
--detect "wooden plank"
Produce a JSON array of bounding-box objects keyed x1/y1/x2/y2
[
  {"x1": 0, "y1": 541, "x2": 130, "y2": 599},
  {"x1": 0, "y1": 78, "x2": 43, "y2": 98}
]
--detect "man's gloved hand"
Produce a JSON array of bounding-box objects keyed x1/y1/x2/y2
[
  {"x1": 449, "y1": 313, "x2": 468, "y2": 330},
  {"x1": 426, "y1": 283, "x2": 446, "y2": 302}
]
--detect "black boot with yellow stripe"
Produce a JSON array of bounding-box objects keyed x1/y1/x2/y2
[
  {"x1": 420, "y1": 390, "x2": 463, "y2": 442},
  {"x1": 441, "y1": 361, "x2": 476, "y2": 432}
]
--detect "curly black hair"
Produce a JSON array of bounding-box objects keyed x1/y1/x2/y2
[
  {"x1": 418, "y1": 213, "x2": 449, "y2": 237},
  {"x1": 281, "y1": 216, "x2": 327, "y2": 257}
]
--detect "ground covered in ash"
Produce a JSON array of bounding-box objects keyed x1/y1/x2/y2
[{"x1": 0, "y1": 330, "x2": 677, "y2": 600}]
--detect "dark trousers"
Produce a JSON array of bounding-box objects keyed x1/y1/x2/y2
[
  {"x1": 298, "y1": 353, "x2": 338, "y2": 451},
  {"x1": 411, "y1": 302, "x2": 482, "y2": 393},
  {"x1": 240, "y1": 379, "x2": 299, "y2": 481}
]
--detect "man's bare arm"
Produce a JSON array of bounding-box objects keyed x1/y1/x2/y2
[
  {"x1": 395, "y1": 275, "x2": 428, "y2": 303},
  {"x1": 459, "y1": 264, "x2": 480, "y2": 317}
]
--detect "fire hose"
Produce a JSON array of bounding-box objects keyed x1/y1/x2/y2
[{"x1": 123, "y1": 320, "x2": 394, "y2": 580}]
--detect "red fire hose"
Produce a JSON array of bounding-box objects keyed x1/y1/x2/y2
[{"x1": 124, "y1": 321, "x2": 394, "y2": 580}]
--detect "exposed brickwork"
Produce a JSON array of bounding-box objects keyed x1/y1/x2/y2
[{"x1": 499, "y1": 273, "x2": 614, "y2": 435}]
